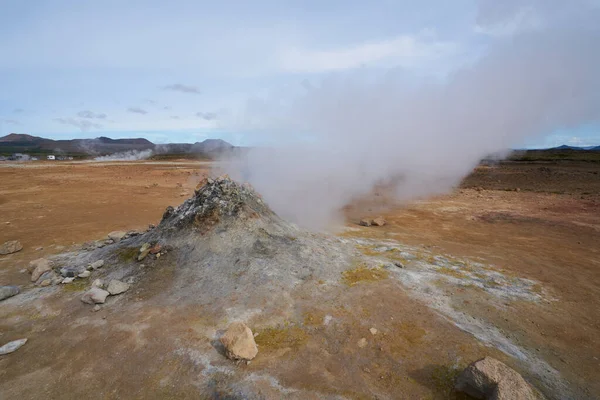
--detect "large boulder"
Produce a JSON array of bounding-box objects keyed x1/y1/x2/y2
[
  {"x1": 0, "y1": 286, "x2": 20, "y2": 301},
  {"x1": 0, "y1": 240, "x2": 23, "y2": 255},
  {"x1": 81, "y1": 287, "x2": 110, "y2": 304},
  {"x1": 219, "y1": 322, "x2": 258, "y2": 361},
  {"x1": 455, "y1": 357, "x2": 539, "y2": 400}
]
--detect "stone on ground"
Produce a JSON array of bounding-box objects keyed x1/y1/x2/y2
[
  {"x1": 107, "y1": 279, "x2": 130, "y2": 295},
  {"x1": 78, "y1": 270, "x2": 91, "y2": 278},
  {"x1": 0, "y1": 285, "x2": 20, "y2": 301},
  {"x1": 455, "y1": 357, "x2": 538, "y2": 400},
  {"x1": 107, "y1": 231, "x2": 127, "y2": 242},
  {"x1": 0, "y1": 338, "x2": 27, "y2": 355},
  {"x1": 219, "y1": 322, "x2": 258, "y2": 361},
  {"x1": 357, "y1": 338, "x2": 368, "y2": 348},
  {"x1": 371, "y1": 216, "x2": 386, "y2": 226},
  {"x1": 0, "y1": 240, "x2": 23, "y2": 255},
  {"x1": 81, "y1": 287, "x2": 110, "y2": 304},
  {"x1": 359, "y1": 219, "x2": 372, "y2": 227},
  {"x1": 89, "y1": 260, "x2": 104, "y2": 270},
  {"x1": 29, "y1": 258, "x2": 52, "y2": 282}
]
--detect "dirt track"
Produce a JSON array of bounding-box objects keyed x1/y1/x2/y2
[{"x1": 1, "y1": 160, "x2": 599, "y2": 399}]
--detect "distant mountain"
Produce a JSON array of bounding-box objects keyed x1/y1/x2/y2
[
  {"x1": 0, "y1": 133, "x2": 235, "y2": 158},
  {"x1": 190, "y1": 139, "x2": 234, "y2": 153},
  {"x1": 549, "y1": 144, "x2": 600, "y2": 151}
]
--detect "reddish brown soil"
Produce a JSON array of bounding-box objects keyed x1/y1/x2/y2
[{"x1": 1, "y1": 160, "x2": 599, "y2": 399}]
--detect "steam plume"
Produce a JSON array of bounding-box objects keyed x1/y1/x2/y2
[{"x1": 225, "y1": 4, "x2": 600, "y2": 230}]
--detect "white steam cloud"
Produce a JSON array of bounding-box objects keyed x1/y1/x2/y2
[
  {"x1": 94, "y1": 149, "x2": 153, "y2": 161},
  {"x1": 225, "y1": 3, "x2": 600, "y2": 230}
]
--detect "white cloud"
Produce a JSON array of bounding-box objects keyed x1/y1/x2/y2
[
  {"x1": 127, "y1": 107, "x2": 148, "y2": 115},
  {"x1": 163, "y1": 84, "x2": 201, "y2": 94},
  {"x1": 278, "y1": 34, "x2": 458, "y2": 73},
  {"x1": 77, "y1": 110, "x2": 107, "y2": 119},
  {"x1": 54, "y1": 117, "x2": 102, "y2": 131},
  {"x1": 475, "y1": 6, "x2": 542, "y2": 37}
]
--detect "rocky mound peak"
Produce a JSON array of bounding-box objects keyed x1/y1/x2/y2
[{"x1": 158, "y1": 175, "x2": 275, "y2": 235}]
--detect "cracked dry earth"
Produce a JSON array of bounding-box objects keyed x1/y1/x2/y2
[{"x1": 1, "y1": 161, "x2": 600, "y2": 399}]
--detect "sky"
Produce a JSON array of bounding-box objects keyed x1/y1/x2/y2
[{"x1": 0, "y1": 0, "x2": 599, "y2": 147}]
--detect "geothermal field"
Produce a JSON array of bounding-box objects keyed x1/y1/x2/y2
[{"x1": 1, "y1": 158, "x2": 599, "y2": 399}]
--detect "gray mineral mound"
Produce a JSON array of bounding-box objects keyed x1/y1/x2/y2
[{"x1": 54, "y1": 176, "x2": 356, "y2": 313}]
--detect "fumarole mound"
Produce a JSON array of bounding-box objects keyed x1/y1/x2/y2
[{"x1": 56, "y1": 176, "x2": 356, "y2": 312}]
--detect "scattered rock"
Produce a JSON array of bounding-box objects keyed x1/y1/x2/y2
[
  {"x1": 371, "y1": 217, "x2": 386, "y2": 226},
  {"x1": 104, "y1": 239, "x2": 114, "y2": 245},
  {"x1": 95, "y1": 241, "x2": 105, "y2": 249},
  {"x1": 359, "y1": 219, "x2": 372, "y2": 227},
  {"x1": 107, "y1": 231, "x2": 127, "y2": 242},
  {"x1": 60, "y1": 266, "x2": 86, "y2": 278},
  {"x1": 0, "y1": 286, "x2": 20, "y2": 301},
  {"x1": 0, "y1": 338, "x2": 27, "y2": 355},
  {"x1": 107, "y1": 279, "x2": 130, "y2": 295},
  {"x1": 393, "y1": 261, "x2": 404, "y2": 269},
  {"x1": 78, "y1": 270, "x2": 91, "y2": 278},
  {"x1": 149, "y1": 244, "x2": 162, "y2": 254},
  {"x1": 29, "y1": 258, "x2": 52, "y2": 282},
  {"x1": 35, "y1": 247, "x2": 43, "y2": 251},
  {"x1": 369, "y1": 328, "x2": 378, "y2": 335},
  {"x1": 138, "y1": 243, "x2": 151, "y2": 261},
  {"x1": 81, "y1": 287, "x2": 110, "y2": 304},
  {"x1": 37, "y1": 270, "x2": 57, "y2": 285},
  {"x1": 62, "y1": 277, "x2": 75, "y2": 284},
  {"x1": 92, "y1": 279, "x2": 104, "y2": 288},
  {"x1": 219, "y1": 322, "x2": 258, "y2": 361},
  {"x1": 127, "y1": 230, "x2": 140, "y2": 237},
  {"x1": 89, "y1": 260, "x2": 104, "y2": 270},
  {"x1": 455, "y1": 357, "x2": 538, "y2": 400},
  {"x1": 0, "y1": 240, "x2": 23, "y2": 255},
  {"x1": 93, "y1": 305, "x2": 101, "y2": 312},
  {"x1": 357, "y1": 338, "x2": 368, "y2": 348}
]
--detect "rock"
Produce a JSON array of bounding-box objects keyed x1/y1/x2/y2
[
  {"x1": 0, "y1": 338, "x2": 27, "y2": 355},
  {"x1": 127, "y1": 230, "x2": 140, "y2": 237},
  {"x1": 138, "y1": 248, "x2": 151, "y2": 261},
  {"x1": 357, "y1": 338, "x2": 368, "y2": 348},
  {"x1": 219, "y1": 322, "x2": 258, "y2": 361},
  {"x1": 81, "y1": 287, "x2": 110, "y2": 304},
  {"x1": 95, "y1": 241, "x2": 105, "y2": 248},
  {"x1": 371, "y1": 217, "x2": 386, "y2": 226},
  {"x1": 28, "y1": 258, "x2": 48, "y2": 272},
  {"x1": 149, "y1": 244, "x2": 162, "y2": 254},
  {"x1": 62, "y1": 277, "x2": 75, "y2": 284},
  {"x1": 89, "y1": 260, "x2": 104, "y2": 270},
  {"x1": 30, "y1": 258, "x2": 52, "y2": 282},
  {"x1": 393, "y1": 261, "x2": 404, "y2": 268},
  {"x1": 107, "y1": 231, "x2": 127, "y2": 242},
  {"x1": 107, "y1": 279, "x2": 130, "y2": 295},
  {"x1": 369, "y1": 328, "x2": 378, "y2": 335},
  {"x1": 93, "y1": 305, "x2": 101, "y2": 312},
  {"x1": 78, "y1": 270, "x2": 91, "y2": 278},
  {"x1": 455, "y1": 357, "x2": 538, "y2": 400},
  {"x1": 0, "y1": 240, "x2": 23, "y2": 255},
  {"x1": 104, "y1": 239, "x2": 114, "y2": 245},
  {"x1": 60, "y1": 266, "x2": 85, "y2": 278},
  {"x1": 40, "y1": 279, "x2": 52, "y2": 287},
  {"x1": 0, "y1": 286, "x2": 20, "y2": 301},
  {"x1": 92, "y1": 279, "x2": 104, "y2": 288},
  {"x1": 37, "y1": 270, "x2": 57, "y2": 285},
  {"x1": 359, "y1": 219, "x2": 372, "y2": 227},
  {"x1": 35, "y1": 247, "x2": 43, "y2": 251}
]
